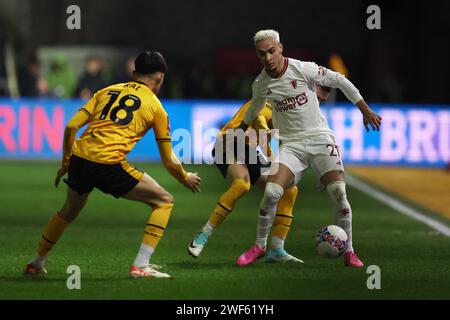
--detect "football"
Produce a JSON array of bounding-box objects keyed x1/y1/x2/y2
[{"x1": 314, "y1": 225, "x2": 348, "y2": 258}]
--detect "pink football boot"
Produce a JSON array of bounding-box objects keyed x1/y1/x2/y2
[
  {"x1": 343, "y1": 251, "x2": 364, "y2": 267},
  {"x1": 236, "y1": 245, "x2": 266, "y2": 266}
]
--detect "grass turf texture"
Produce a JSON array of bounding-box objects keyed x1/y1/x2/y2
[{"x1": 0, "y1": 161, "x2": 449, "y2": 299}]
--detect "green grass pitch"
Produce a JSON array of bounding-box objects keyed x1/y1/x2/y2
[{"x1": 0, "y1": 161, "x2": 449, "y2": 299}]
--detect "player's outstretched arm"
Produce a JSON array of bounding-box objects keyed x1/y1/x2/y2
[
  {"x1": 156, "y1": 142, "x2": 201, "y2": 193},
  {"x1": 303, "y1": 62, "x2": 382, "y2": 132},
  {"x1": 153, "y1": 107, "x2": 201, "y2": 192}
]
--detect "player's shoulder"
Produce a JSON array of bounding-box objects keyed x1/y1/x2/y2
[
  {"x1": 252, "y1": 69, "x2": 270, "y2": 89},
  {"x1": 287, "y1": 58, "x2": 322, "y2": 79},
  {"x1": 101, "y1": 82, "x2": 126, "y2": 92},
  {"x1": 91, "y1": 82, "x2": 127, "y2": 99},
  {"x1": 253, "y1": 70, "x2": 265, "y2": 82},
  {"x1": 147, "y1": 94, "x2": 165, "y2": 115},
  {"x1": 287, "y1": 58, "x2": 316, "y2": 70}
]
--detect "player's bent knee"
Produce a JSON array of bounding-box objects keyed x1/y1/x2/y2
[
  {"x1": 321, "y1": 170, "x2": 345, "y2": 187},
  {"x1": 284, "y1": 186, "x2": 298, "y2": 200},
  {"x1": 263, "y1": 182, "x2": 284, "y2": 203},
  {"x1": 160, "y1": 192, "x2": 174, "y2": 204},
  {"x1": 142, "y1": 191, "x2": 173, "y2": 208},
  {"x1": 231, "y1": 179, "x2": 251, "y2": 195},
  {"x1": 326, "y1": 181, "x2": 348, "y2": 203}
]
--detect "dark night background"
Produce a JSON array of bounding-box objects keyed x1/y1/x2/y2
[{"x1": 0, "y1": 0, "x2": 449, "y2": 103}]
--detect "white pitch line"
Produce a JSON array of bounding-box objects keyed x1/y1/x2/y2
[{"x1": 346, "y1": 174, "x2": 450, "y2": 237}]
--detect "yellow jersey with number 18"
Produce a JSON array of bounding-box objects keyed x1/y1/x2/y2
[{"x1": 72, "y1": 81, "x2": 170, "y2": 164}]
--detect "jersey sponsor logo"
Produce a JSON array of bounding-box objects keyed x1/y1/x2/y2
[{"x1": 274, "y1": 93, "x2": 308, "y2": 112}]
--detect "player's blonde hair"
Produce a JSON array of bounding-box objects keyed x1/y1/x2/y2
[{"x1": 253, "y1": 29, "x2": 280, "y2": 45}]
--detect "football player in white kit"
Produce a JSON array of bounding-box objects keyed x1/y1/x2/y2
[{"x1": 236, "y1": 30, "x2": 382, "y2": 267}]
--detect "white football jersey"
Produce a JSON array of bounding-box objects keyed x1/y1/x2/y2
[{"x1": 245, "y1": 58, "x2": 363, "y2": 142}]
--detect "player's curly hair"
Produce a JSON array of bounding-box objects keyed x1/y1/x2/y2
[{"x1": 134, "y1": 51, "x2": 167, "y2": 75}]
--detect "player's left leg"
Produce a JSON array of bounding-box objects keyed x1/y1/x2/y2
[
  {"x1": 236, "y1": 163, "x2": 296, "y2": 266},
  {"x1": 188, "y1": 164, "x2": 251, "y2": 258},
  {"x1": 123, "y1": 173, "x2": 174, "y2": 278},
  {"x1": 266, "y1": 186, "x2": 304, "y2": 263},
  {"x1": 321, "y1": 170, "x2": 364, "y2": 267},
  {"x1": 24, "y1": 189, "x2": 90, "y2": 276}
]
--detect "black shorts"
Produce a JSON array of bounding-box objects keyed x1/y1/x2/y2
[
  {"x1": 64, "y1": 155, "x2": 144, "y2": 198},
  {"x1": 212, "y1": 141, "x2": 271, "y2": 186}
]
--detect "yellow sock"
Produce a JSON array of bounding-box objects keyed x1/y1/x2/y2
[
  {"x1": 36, "y1": 213, "x2": 69, "y2": 257},
  {"x1": 142, "y1": 203, "x2": 174, "y2": 249},
  {"x1": 208, "y1": 179, "x2": 251, "y2": 227},
  {"x1": 272, "y1": 186, "x2": 298, "y2": 240}
]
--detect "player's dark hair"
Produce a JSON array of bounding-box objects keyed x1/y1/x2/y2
[{"x1": 134, "y1": 51, "x2": 167, "y2": 75}]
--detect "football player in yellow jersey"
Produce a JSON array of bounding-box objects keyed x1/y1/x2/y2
[
  {"x1": 23, "y1": 51, "x2": 201, "y2": 279},
  {"x1": 187, "y1": 85, "x2": 331, "y2": 262}
]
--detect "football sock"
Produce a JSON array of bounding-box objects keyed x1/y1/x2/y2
[
  {"x1": 32, "y1": 254, "x2": 46, "y2": 269},
  {"x1": 133, "y1": 243, "x2": 155, "y2": 268},
  {"x1": 35, "y1": 213, "x2": 69, "y2": 259},
  {"x1": 271, "y1": 236, "x2": 285, "y2": 250},
  {"x1": 201, "y1": 221, "x2": 215, "y2": 237},
  {"x1": 141, "y1": 202, "x2": 173, "y2": 251},
  {"x1": 256, "y1": 182, "x2": 284, "y2": 249},
  {"x1": 326, "y1": 181, "x2": 354, "y2": 252},
  {"x1": 207, "y1": 179, "x2": 250, "y2": 230},
  {"x1": 272, "y1": 186, "x2": 298, "y2": 249}
]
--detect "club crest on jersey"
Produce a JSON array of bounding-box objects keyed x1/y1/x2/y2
[
  {"x1": 266, "y1": 89, "x2": 272, "y2": 95},
  {"x1": 274, "y1": 93, "x2": 308, "y2": 112},
  {"x1": 290, "y1": 80, "x2": 298, "y2": 89}
]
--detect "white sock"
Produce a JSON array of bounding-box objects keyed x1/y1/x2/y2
[
  {"x1": 326, "y1": 181, "x2": 354, "y2": 252},
  {"x1": 202, "y1": 221, "x2": 215, "y2": 236},
  {"x1": 256, "y1": 182, "x2": 284, "y2": 249},
  {"x1": 271, "y1": 236, "x2": 285, "y2": 250},
  {"x1": 32, "y1": 254, "x2": 46, "y2": 269},
  {"x1": 133, "y1": 243, "x2": 155, "y2": 268}
]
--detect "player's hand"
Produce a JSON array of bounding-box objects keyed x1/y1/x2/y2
[
  {"x1": 362, "y1": 109, "x2": 382, "y2": 132},
  {"x1": 183, "y1": 172, "x2": 201, "y2": 193},
  {"x1": 54, "y1": 165, "x2": 68, "y2": 188},
  {"x1": 356, "y1": 100, "x2": 382, "y2": 132}
]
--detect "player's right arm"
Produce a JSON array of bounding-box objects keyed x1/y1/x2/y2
[
  {"x1": 239, "y1": 79, "x2": 267, "y2": 131},
  {"x1": 153, "y1": 106, "x2": 201, "y2": 192},
  {"x1": 302, "y1": 61, "x2": 382, "y2": 132},
  {"x1": 55, "y1": 95, "x2": 97, "y2": 187}
]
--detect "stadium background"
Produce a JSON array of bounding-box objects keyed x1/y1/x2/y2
[{"x1": 0, "y1": 0, "x2": 449, "y2": 300}]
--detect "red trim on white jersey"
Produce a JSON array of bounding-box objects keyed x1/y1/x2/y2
[{"x1": 276, "y1": 58, "x2": 289, "y2": 78}]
